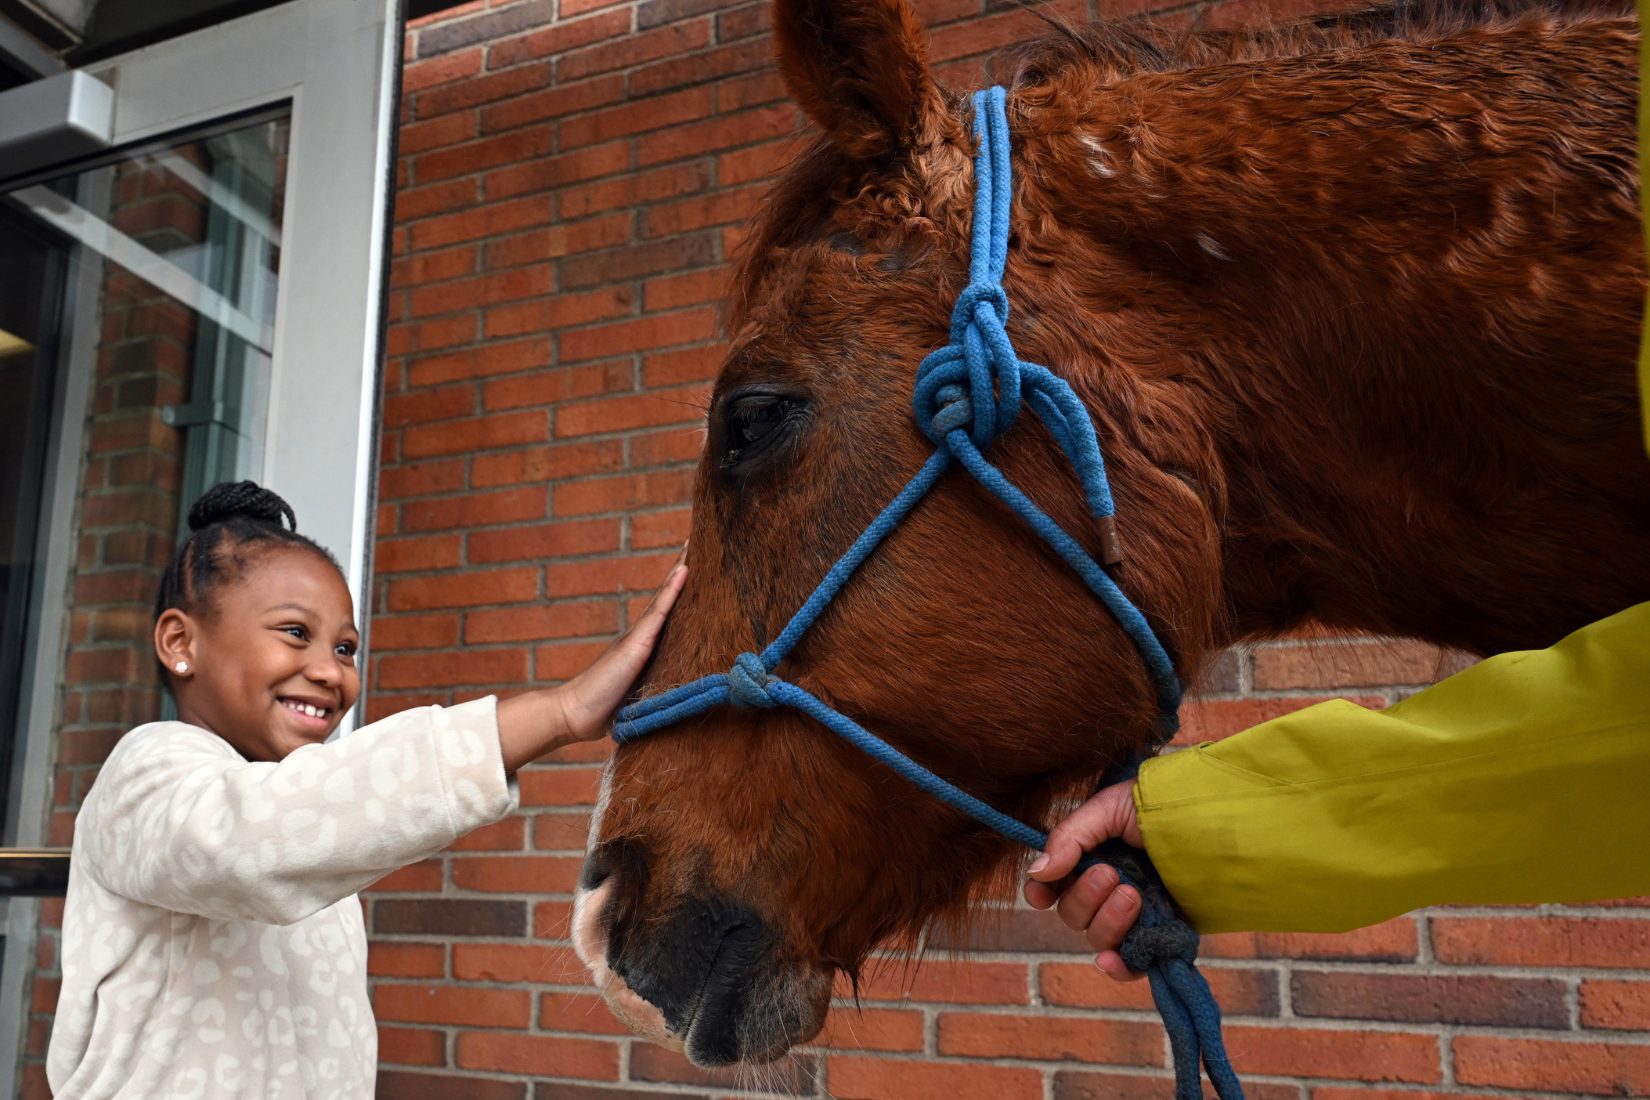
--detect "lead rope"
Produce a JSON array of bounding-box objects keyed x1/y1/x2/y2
[{"x1": 616, "y1": 86, "x2": 1243, "y2": 1100}]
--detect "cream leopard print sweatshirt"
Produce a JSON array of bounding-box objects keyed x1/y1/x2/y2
[{"x1": 48, "y1": 696, "x2": 518, "y2": 1099}]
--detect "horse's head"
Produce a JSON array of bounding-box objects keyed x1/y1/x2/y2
[{"x1": 576, "y1": 0, "x2": 1225, "y2": 1065}]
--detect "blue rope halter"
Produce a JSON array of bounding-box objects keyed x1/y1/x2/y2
[{"x1": 615, "y1": 86, "x2": 1243, "y2": 1100}]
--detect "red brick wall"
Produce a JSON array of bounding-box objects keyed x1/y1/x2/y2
[{"x1": 371, "y1": 2, "x2": 1650, "y2": 1097}]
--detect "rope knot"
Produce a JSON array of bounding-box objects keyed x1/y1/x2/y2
[
  {"x1": 1119, "y1": 919, "x2": 1200, "y2": 972},
  {"x1": 726, "y1": 652, "x2": 780, "y2": 709},
  {"x1": 930, "y1": 383, "x2": 973, "y2": 435},
  {"x1": 912, "y1": 283, "x2": 1023, "y2": 450},
  {"x1": 949, "y1": 282, "x2": 1009, "y2": 342}
]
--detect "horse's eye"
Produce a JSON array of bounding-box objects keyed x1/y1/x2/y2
[
  {"x1": 732, "y1": 399, "x2": 787, "y2": 446},
  {"x1": 720, "y1": 392, "x2": 806, "y2": 470}
]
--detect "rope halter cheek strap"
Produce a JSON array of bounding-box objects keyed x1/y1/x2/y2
[{"x1": 614, "y1": 85, "x2": 1244, "y2": 1100}]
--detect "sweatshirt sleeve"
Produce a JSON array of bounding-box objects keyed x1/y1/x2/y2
[
  {"x1": 1133, "y1": 601, "x2": 1650, "y2": 934},
  {"x1": 76, "y1": 696, "x2": 520, "y2": 925}
]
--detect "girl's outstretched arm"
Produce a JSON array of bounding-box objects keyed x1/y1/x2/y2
[
  {"x1": 495, "y1": 554, "x2": 687, "y2": 774},
  {"x1": 78, "y1": 695, "x2": 517, "y2": 925}
]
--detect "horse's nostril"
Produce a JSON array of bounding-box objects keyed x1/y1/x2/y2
[
  {"x1": 580, "y1": 838, "x2": 646, "y2": 893},
  {"x1": 579, "y1": 856, "x2": 612, "y2": 891}
]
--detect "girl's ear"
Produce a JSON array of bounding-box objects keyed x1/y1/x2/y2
[{"x1": 155, "y1": 609, "x2": 197, "y2": 678}]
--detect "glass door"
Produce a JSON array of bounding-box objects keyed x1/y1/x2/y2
[
  {"x1": 3, "y1": 108, "x2": 292, "y2": 761},
  {"x1": 0, "y1": 0, "x2": 402, "y2": 1091},
  {"x1": 0, "y1": 204, "x2": 67, "y2": 830}
]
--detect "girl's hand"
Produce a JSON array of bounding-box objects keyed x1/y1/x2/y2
[
  {"x1": 1023, "y1": 780, "x2": 1148, "y2": 982},
  {"x1": 496, "y1": 551, "x2": 687, "y2": 773},
  {"x1": 556, "y1": 553, "x2": 688, "y2": 741}
]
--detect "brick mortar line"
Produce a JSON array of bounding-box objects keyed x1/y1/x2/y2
[
  {"x1": 393, "y1": 256, "x2": 731, "y2": 296},
  {"x1": 381, "y1": 480, "x2": 760, "y2": 510},
  {"x1": 387, "y1": 426, "x2": 709, "y2": 455},
  {"x1": 371, "y1": 560, "x2": 543, "y2": 577},
  {"x1": 1243, "y1": 631, "x2": 1450, "y2": 647},
  {"x1": 390, "y1": 347, "x2": 716, "y2": 383},
  {"x1": 543, "y1": 506, "x2": 697, "y2": 523},
  {"x1": 956, "y1": 952, "x2": 1650, "y2": 980},
  {"x1": 551, "y1": 341, "x2": 725, "y2": 369},
  {"x1": 1429, "y1": 903, "x2": 1650, "y2": 916},
  {"x1": 389, "y1": 1062, "x2": 807, "y2": 1099},
  {"x1": 368, "y1": 969, "x2": 1650, "y2": 1039},
  {"x1": 368, "y1": 634, "x2": 626, "y2": 650},
  {"x1": 1281, "y1": 960, "x2": 1650, "y2": 980},
  {"x1": 1026, "y1": 1062, "x2": 1633, "y2": 1100},
  {"x1": 1416, "y1": 902, "x2": 1438, "y2": 968},
  {"x1": 827, "y1": 1000, "x2": 1650, "y2": 1038},
  {"x1": 1187, "y1": 685, "x2": 1459, "y2": 699},
  {"x1": 813, "y1": 1044, "x2": 1636, "y2": 1094}
]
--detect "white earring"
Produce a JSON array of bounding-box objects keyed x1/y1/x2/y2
[{"x1": 174, "y1": 661, "x2": 189, "y2": 674}]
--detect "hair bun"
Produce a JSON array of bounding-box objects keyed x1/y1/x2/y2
[{"x1": 187, "y1": 481, "x2": 298, "y2": 533}]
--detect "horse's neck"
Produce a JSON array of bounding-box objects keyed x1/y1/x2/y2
[{"x1": 1050, "y1": 16, "x2": 1650, "y2": 654}]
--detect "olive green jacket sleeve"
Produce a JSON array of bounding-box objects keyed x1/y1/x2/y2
[{"x1": 1134, "y1": 601, "x2": 1650, "y2": 933}]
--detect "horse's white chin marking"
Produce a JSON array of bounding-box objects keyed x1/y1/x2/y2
[{"x1": 572, "y1": 880, "x2": 683, "y2": 1051}]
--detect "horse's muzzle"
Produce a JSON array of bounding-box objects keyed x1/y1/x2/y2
[{"x1": 573, "y1": 845, "x2": 829, "y2": 1065}]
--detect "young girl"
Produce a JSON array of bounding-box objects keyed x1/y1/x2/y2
[{"x1": 46, "y1": 481, "x2": 686, "y2": 1099}]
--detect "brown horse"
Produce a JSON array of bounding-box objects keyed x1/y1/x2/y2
[{"x1": 573, "y1": 0, "x2": 1650, "y2": 1067}]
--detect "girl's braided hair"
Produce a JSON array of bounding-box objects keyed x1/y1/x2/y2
[{"x1": 153, "y1": 481, "x2": 341, "y2": 626}]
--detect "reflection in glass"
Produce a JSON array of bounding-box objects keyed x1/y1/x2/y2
[
  {"x1": 0, "y1": 110, "x2": 289, "y2": 838},
  {"x1": 0, "y1": 207, "x2": 67, "y2": 849}
]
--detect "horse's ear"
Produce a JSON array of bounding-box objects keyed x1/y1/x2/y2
[{"x1": 772, "y1": 0, "x2": 941, "y2": 159}]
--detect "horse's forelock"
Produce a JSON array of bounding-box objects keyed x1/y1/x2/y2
[
  {"x1": 727, "y1": 139, "x2": 845, "y2": 334},
  {"x1": 727, "y1": 135, "x2": 962, "y2": 335}
]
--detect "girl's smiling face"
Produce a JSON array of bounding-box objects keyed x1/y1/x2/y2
[{"x1": 156, "y1": 547, "x2": 361, "y2": 761}]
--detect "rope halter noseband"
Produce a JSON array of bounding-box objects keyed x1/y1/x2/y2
[{"x1": 614, "y1": 86, "x2": 1244, "y2": 1100}]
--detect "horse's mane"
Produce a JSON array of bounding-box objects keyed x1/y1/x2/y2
[
  {"x1": 995, "y1": 0, "x2": 1635, "y2": 87},
  {"x1": 729, "y1": 0, "x2": 1637, "y2": 329}
]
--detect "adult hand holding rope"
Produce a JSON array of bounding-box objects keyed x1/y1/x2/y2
[{"x1": 1024, "y1": 779, "x2": 1145, "y2": 983}]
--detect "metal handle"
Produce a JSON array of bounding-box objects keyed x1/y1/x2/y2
[{"x1": 0, "y1": 849, "x2": 70, "y2": 897}]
